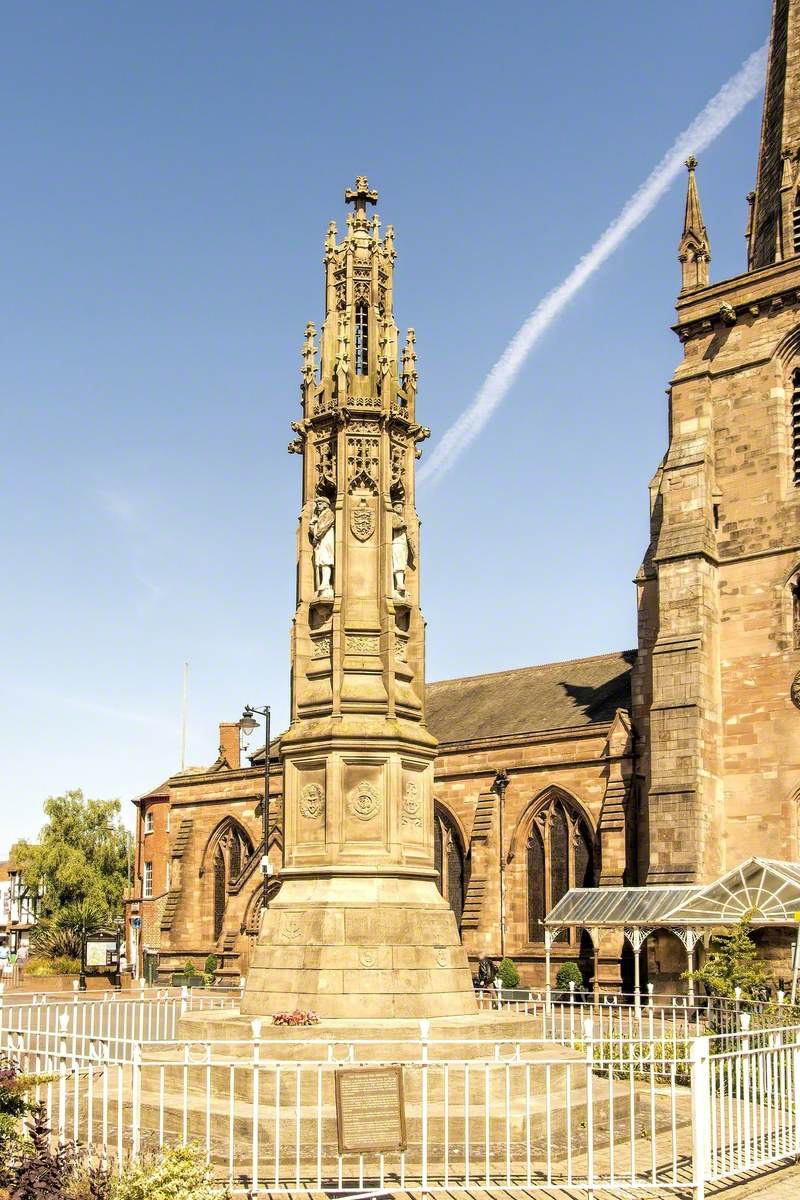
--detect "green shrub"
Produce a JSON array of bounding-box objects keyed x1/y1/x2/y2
[
  {"x1": 555, "y1": 961, "x2": 584, "y2": 991},
  {"x1": 108, "y1": 1144, "x2": 229, "y2": 1200},
  {"x1": 30, "y1": 900, "x2": 105, "y2": 962},
  {"x1": 686, "y1": 911, "x2": 769, "y2": 1001},
  {"x1": 497, "y1": 957, "x2": 520, "y2": 989},
  {"x1": 203, "y1": 955, "x2": 217, "y2": 977},
  {"x1": 24, "y1": 955, "x2": 82, "y2": 977},
  {"x1": 183, "y1": 960, "x2": 197, "y2": 979}
]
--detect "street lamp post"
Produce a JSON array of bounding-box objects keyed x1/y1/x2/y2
[{"x1": 239, "y1": 705, "x2": 272, "y2": 908}]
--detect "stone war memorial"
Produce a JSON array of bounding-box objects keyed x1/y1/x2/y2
[
  {"x1": 9, "y1": 4, "x2": 800, "y2": 1196},
  {"x1": 240, "y1": 177, "x2": 475, "y2": 1021},
  {"x1": 185, "y1": 180, "x2": 520, "y2": 1044}
]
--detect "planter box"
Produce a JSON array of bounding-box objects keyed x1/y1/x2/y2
[
  {"x1": 171, "y1": 974, "x2": 207, "y2": 989},
  {"x1": 9, "y1": 974, "x2": 130, "y2": 994}
]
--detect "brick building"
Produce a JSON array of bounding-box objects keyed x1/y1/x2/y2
[{"x1": 131, "y1": 1, "x2": 800, "y2": 992}]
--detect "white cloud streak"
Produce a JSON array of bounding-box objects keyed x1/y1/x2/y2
[{"x1": 418, "y1": 43, "x2": 768, "y2": 487}]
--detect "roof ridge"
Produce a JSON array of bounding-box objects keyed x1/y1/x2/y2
[{"x1": 428, "y1": 648, "x2": 636, "y2": 688}]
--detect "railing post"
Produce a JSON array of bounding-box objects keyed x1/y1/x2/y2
[
  {"x1": 71, "y1": 982, "x2": 79, "y2": 1060},
  {"x1": 740, "y1": 1012, "x2": 751, "y2": 1169},
  {"x1": 690, "y1": 1036, "x2": 711, "y2": 1200},
  {"x1": 583, "y1": 1016, "x2": 594, "y2": 1199},
  {"x1": 647, "y1": 982, "x2": 654, "y2": 1008},
  {"x1": 131, "y1": 1040, "x2": 142, "y2": 1158},
  {"x1": 793, "y1": 1026, "x2": 800, "y2": 1155},
  {"x1": 57, "y1": 1010, "x2": 69, "y2": 1145},
  {"x1": 420, "y1": 1019, "x2": 430, "y2": 1196},
  {"x1": 251, "y1": 1018, "x2": 262, "y2": 1197},
  {"x1": 180, "y1": 985, "x2": 189, "y2": 1018}
]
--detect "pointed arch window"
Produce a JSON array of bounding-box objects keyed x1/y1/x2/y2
[
  {"x1": 213, "y1": 847, "x2": 225, "y2": 941},
  {"x1": 793, "y1": 194, "x2": 800, "y2": 254},
  {"x1": 792, "y1": 574, "x2": 800, "y2": 650},
  {"x1": 526, "y1": 789, "x2": 594, "y2": 945},
  {"x1": 792, "y1": 369, "x2": 800, "y2": 486},
  {"x1": 202, "y1": 818, "x2": 254, "y2": 943},
  {"x1": 354, "y1": 302, "x2": 369, "y2": 375},
  {"x1": 434, "y1": 804, "x2": 469, "y2": 930}
]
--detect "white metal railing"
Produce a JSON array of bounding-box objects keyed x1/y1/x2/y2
[
  {"x1": 476, "y1": 985, "x2": 796, "y2": 1044},
  {"x1": 2, "y1": 991, "x2": 799, "y2": 1199},
  {"x1": 3, "y1": 1015, "x2": 800, "y2": 1197},
  {"x1": 0, "y1": 982, "x2": 236, "y2": 1061}
]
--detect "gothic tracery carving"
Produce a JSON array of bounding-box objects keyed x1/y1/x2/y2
[{"x1": 347, "y1": 437, "x2": 380, "y2": 494}]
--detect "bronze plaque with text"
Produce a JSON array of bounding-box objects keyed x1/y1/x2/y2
[{"x1": 334, "y1": 1065, "x2": 407, "y2": 1154}]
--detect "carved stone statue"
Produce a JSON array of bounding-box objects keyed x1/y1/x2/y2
[
  {"x1": 391, "y1": 501, "x2": 416, "y2": 597},
  {"x1": 309, "y1": 497, "x2": 335, "y2": 598}
]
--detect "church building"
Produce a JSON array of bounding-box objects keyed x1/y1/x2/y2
[{"x1": 129, "y1": 0, "x2": 800, "y2": 993}]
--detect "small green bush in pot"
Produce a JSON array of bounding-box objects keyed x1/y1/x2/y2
[
  {"x1": 497, "y1": 957, "x2": 520, "y2": 989},
  {"x1": 555, "y1": 961, "x2": 584, "y2": 992}
]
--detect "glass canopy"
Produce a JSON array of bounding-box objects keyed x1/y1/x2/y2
[{"x1": 545, "y1": 858, "x2": 800, "y2": 931}]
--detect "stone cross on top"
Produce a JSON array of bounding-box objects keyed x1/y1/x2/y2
[{"x1": 345, "y1": 176, "x2": 378, "y2": 216}]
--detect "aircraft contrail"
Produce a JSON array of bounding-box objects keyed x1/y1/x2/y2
[{"x1": 417, "y1": 43, "x2": 769, "y2": 488}]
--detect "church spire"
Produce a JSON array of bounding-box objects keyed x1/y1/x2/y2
[
  {"x1": 678, "y1": 156, "x2": 710, "y2": 292},
  {"x1": 749, "y1": 0, "x2": 800, "y2": 269}
]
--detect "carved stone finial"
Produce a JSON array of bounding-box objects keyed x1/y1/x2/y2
[
  {"x1": 384, "y1": 224, "x2": 395, "y2": 257},
  {"x1": 324, "y1": 221, "x2": 337, "y2": 256},
  {"x1": 402, "y1": 328, "x2": 418, "y2": 390},
  {"x1": 302, "y1": 322, "x2": 317, "y2": 382},
  {"x1": 345, "y1": 177, "x2": 378, "y2": 214},
  {"x1": 679, "y1": 156, "x2": 710, "y2": 293}
]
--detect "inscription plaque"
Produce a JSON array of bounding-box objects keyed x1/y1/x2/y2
[{"x1": 334, "y1": 1066, "x2": 406, "y2": 1154}]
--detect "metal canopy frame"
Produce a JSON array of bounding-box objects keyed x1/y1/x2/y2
[
  {"x1": 545, "y1": 858, "x2": 800, "y2": 934},
  {"x1": 542, "y1": 857, "x2": 800, "y2": 1009}
]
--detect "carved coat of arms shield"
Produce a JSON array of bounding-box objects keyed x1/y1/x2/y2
[{"x1": 351, "y1": 503, "x2": 374, "y2": 542}]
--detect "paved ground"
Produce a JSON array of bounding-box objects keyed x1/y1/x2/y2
[{"x1": 709, "y1": 1160, "x2": 800, "y2": 1197}]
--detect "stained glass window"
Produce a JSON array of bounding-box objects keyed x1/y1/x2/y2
[
  {"x1": 526, "y1": 788, "x2": 595, "y2": 946},
  {"x1": 213, "y1": 847, "x2": 225, "y2": 941},
  {"x1": 527, "y1": 826, "x2": 545, "y2": 941},
  {"x1": 434, "y1": 804, "x2": 469, "y2": 930}
]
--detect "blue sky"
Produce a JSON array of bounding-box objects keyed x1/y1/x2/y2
[{"x1": 0, "y1": 2, "x2": 768, "y2": 852}]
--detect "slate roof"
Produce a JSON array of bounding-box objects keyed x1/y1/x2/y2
[
  {"x1": 244, "y1": 650, "x2": 635, "y2": 765},
  {"x1": 426, "y1": 650, "x2": 635, "y2": 745}
]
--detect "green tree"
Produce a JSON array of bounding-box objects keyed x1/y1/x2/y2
[
  {"x1": 687, "y1": 911, "x2": 770, "y2": 1000},
  {"x1": 14, "y1": 790, "x2": 131, "y2": 921}
]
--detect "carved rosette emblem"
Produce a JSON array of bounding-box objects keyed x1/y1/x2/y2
[
  {"x1": 434, "y1": 947, "x2": 448, "y2": 968},
  {"x1": 299, "y1": 782, "x2": 324, "y2": 820},
  {"x1": 792, "y1": 672, "x2": 800, "y2": 710},
  {"x1": 351, "y1": 499, "x2": 375, "y2": 542},
  {"x1": 358, "y1": 949, "x2": 377, "y2": 968},
  {"x1": 348, "y1": 780, "x2": 381, "y2": 822},
  {"x1": 401, "y1": 782, "x2": 422, "y2": 828}
]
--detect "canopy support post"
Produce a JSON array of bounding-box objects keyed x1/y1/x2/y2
[
  {"x1": 544, "y1": 929, "x2": 553, "y2": 1015},
  {"x1": 588, "y1": 926, "x2": 600, "y2": 1010},
  {"x1": 624, "y1": 926, "x2": 648, "y2": 1023},
  {"x1": 673, "y1": 927, "x2": 700, "y2": 1008}
]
